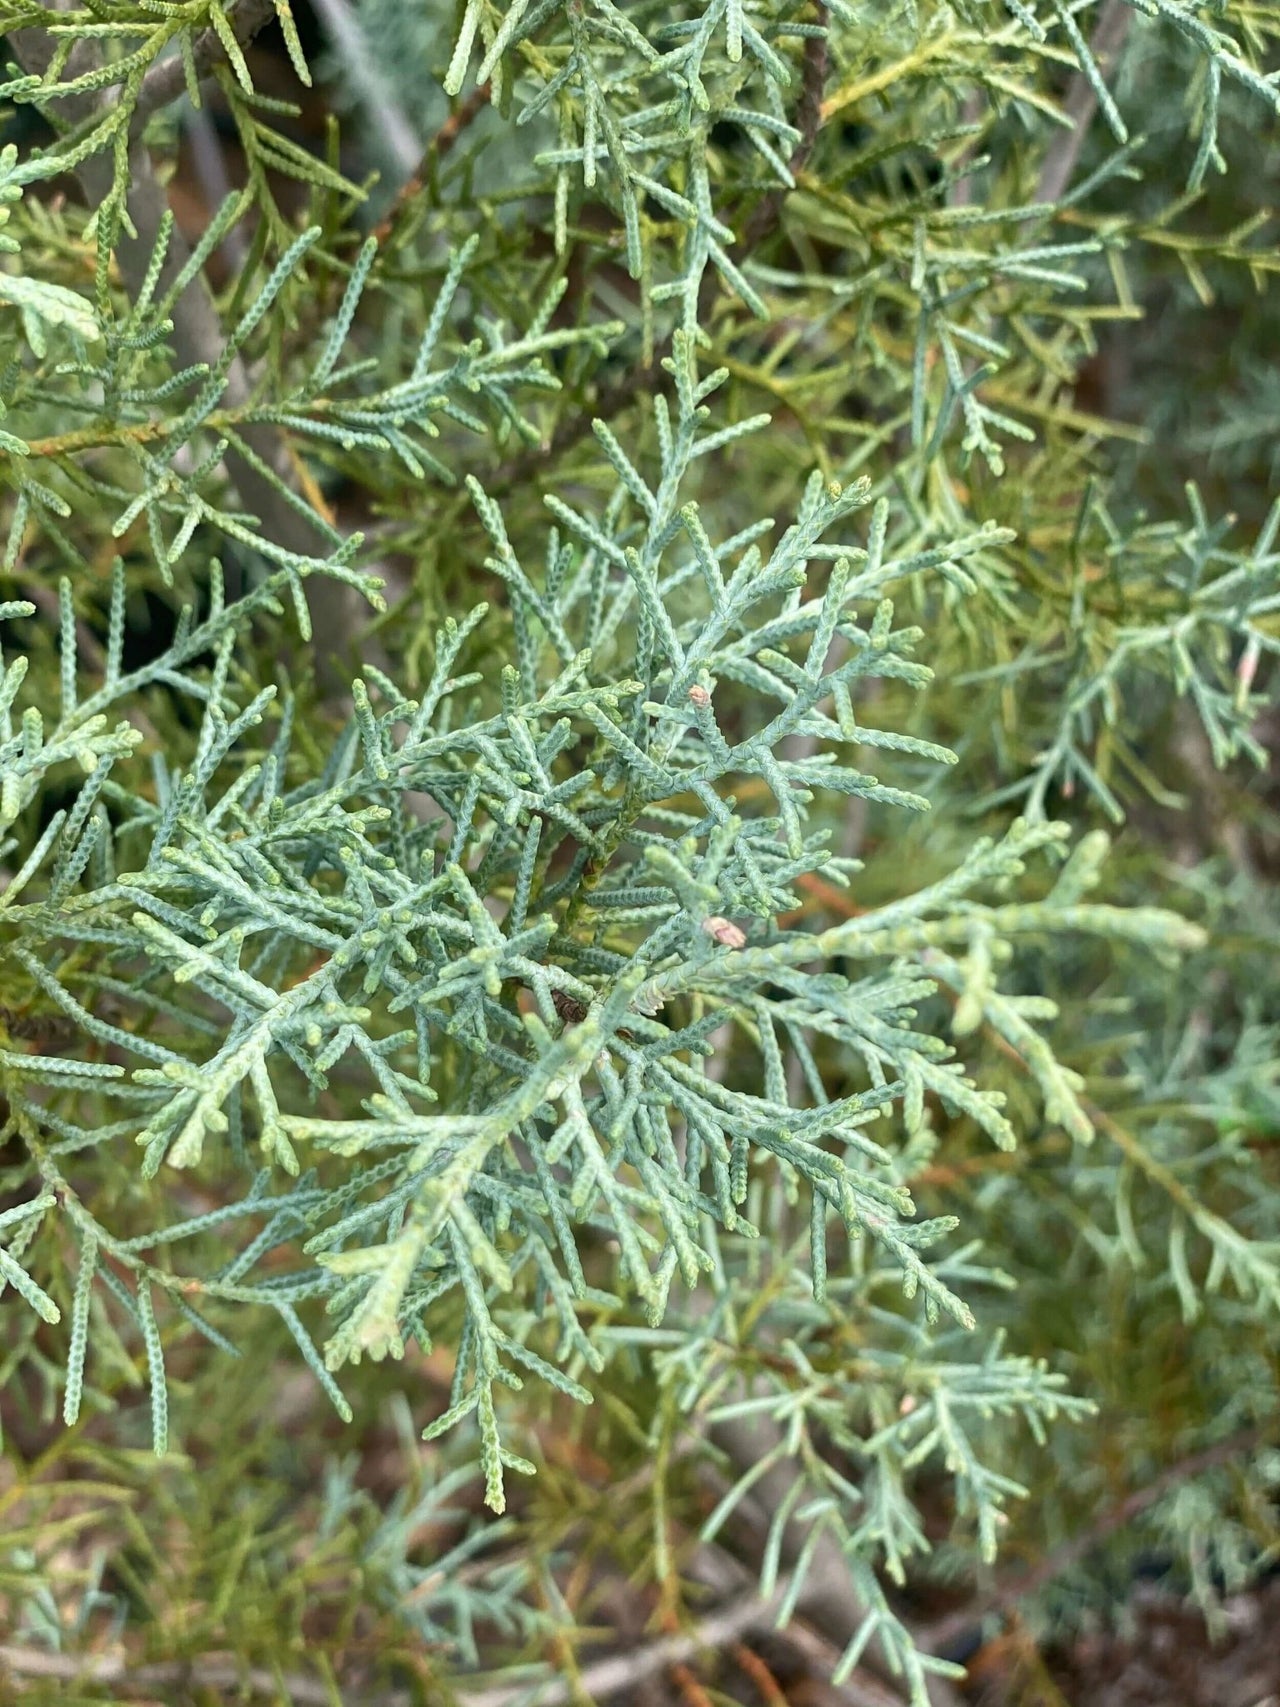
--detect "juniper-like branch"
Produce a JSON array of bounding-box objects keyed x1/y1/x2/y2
[
  {"x1": 710, "y1": 1409, "x2": 967, "y2": 1707},
  {"x1": 489, "y1": 5, "x2": 830, "y2": 500},
  {"x1": 11, "y1": 3, "x2": 366, "y2": 684}
]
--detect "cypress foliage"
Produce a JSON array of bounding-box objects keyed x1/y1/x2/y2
[{"x1": 0, "y1": 3, "x2": 1276, "y2": 1702}]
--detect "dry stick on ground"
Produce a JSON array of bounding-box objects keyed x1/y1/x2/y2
[
  {"x1": 464, "y1": 1582, "x2": 792, "y2": 1707},
  {"x1": 0, "y1": 1586, "x2": 786, "y2": 1707},
  {"x1": 0, "y1": 1646, "x2": 368, "y2": 1707}
]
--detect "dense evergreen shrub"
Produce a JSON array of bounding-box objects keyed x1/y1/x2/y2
[{"x1": 0, "y1": 3, "x2": 1276, "y2": 1702}]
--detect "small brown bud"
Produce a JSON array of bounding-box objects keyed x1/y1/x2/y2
[
  {"x1": 551, "y1": 989, "x2": 588, "y2": 1027},
  {"x1": 687, "y1": 684, "x2": 711, "y2": 708},
  {"x1": 702, "y1": 916, "x2": 746, "y2": 949}
]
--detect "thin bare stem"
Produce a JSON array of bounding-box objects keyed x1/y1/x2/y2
[
  {"x1": 130, "y1": 0, "x2": 277, "y2": 134},
  {"x1": 737, "y1": 2, "x2": 830, "y2": 255},
  {"x1": 1035, "y1": 1, "x2": 1133, "y2": 206},
  {"x1": 373, "y1": 84, "x2": 493, "y2": 247},
  {"x1": 917, "y1": 1422, "x2": 1269, "y2": 1656},
  {"x1": 947, "y1": 90, "x2": 988, "y2": 210}
]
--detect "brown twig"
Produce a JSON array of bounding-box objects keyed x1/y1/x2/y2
[
  {"x1": 129, "y1": 0, "x2": 278, "y2": 135},
  {"x1": 671, "y1": 1657, "x2": 719, "y2": 1707},
  {"x1": 373, "y1": 84, "x2": 493, "y2": 246},
  {"x1": 733, "y1": 1641, "x2": 792, "y2": 1707},
  {"x1": 737, "y1": 3, "x2": 830, "y2": 258}
]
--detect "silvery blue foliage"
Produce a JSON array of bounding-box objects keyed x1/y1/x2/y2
[{"x1": 1, "y1": 4, "x2": 1278, "y2": 1700}]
